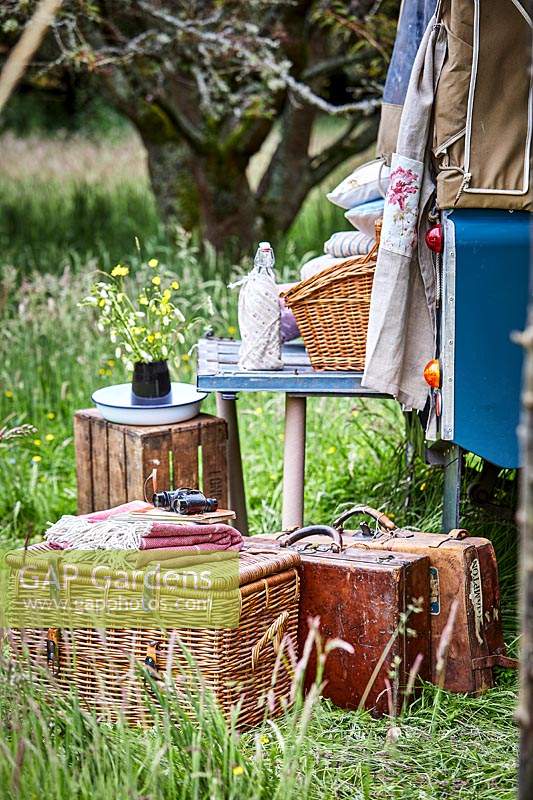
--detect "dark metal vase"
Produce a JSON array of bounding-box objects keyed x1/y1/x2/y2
[{"x1": 131, "y1": 360, "x2": 172, "y2": 406}]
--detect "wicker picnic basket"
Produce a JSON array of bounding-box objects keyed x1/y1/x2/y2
[
  {"x1": 282, "y1": 220, "x2": 381, "y2": 371},
  {"x1": 6, "y1": 544, "x2": 300, "y2": 728}
]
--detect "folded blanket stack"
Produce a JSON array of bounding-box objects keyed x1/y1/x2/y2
[
  {"x1": 45, "y1": 502, "x2": 244, "y2": 554},
  {"x1": 323, "y1": 230, "x2": 374, "y2": 258}
]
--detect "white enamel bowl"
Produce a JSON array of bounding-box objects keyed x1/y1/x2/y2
[{"x1": 91, "y1": 383, "x2": 207, "y2": 425}]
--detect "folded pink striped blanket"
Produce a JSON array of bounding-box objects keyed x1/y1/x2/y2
[{"x1": 45, "y1": 502, "x2": 243, "y2": 552}]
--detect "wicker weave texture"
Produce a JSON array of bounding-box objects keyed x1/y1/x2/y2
[
  {"x1": 283, "y1": 222, "x2": 381, "y2": 371},
  {"x1": 8, "y1": 549, "x2": 300, "y2": 728}
]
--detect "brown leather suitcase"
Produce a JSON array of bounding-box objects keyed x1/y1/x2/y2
[
  {"x1": 299, "y1": 505, "x2": 516, "y2": 694},
  {"x1": 245, "y1": 529, "x2": 430, "y2": 716}
]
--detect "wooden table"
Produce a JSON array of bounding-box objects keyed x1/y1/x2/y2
[{"x1": 197, "y1": 337, "x2": 389, "y2": 534}]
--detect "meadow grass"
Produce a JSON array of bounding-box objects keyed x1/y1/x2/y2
[{"x1": 0, "y1": 147, "x2": 521, "y2": 798}]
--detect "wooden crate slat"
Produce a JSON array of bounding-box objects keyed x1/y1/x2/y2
[
  {"x1": 200, "y1": 419, "x2": 228, "y2": 507},
  {"x1": 74, "y1": 413, "x2": 93, "y2": 515},
  {"x1": 107, "y1": 426, "x2": 128, "y2": 507},
  {"x1": 172, "y1": 425, "x2": 199, "y2": 490},
  {"x1": 125, "y1": 433, "x2": 145, "y2": 502},
  {"x1": 90, "y1": 415, "x2": 110, "y2": 511},
  {"x1": 141, "y1": 431, "x2": 172, "y2": 495}
]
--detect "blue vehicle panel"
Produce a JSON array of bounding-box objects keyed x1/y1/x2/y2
[{"x1": 448, "y1": 209, "x2": 530, "y2": 468}]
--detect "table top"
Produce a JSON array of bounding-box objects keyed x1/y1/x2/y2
[{"x1": 196, "y1": 337, "x2": 390, "y2": 397}]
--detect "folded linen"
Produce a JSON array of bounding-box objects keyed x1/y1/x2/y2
[
  {"x1": 140, "y1": 522, "x2": 243, "y2": 551},
  {"x1": 324, "y1": 231, "x2": 374, "y2": 258},
  {"x1": 45, "y1": 505, "x2": 243, "y2": 552}
]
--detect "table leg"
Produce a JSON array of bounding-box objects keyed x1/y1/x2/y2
[
  {"x1": 216, "y1": 392, "x2": 248, "y2": 535},
  {"x1": 282, "y1": 395, "x2": 307, "y2": 530},
  {"x1": 442, "y1": 443, "x2": 463, "y2": 532}
]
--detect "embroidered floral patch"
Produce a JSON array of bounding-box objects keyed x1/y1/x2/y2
[{"x1": 381, "y1": 154, "x2": 423, "y2": 258}]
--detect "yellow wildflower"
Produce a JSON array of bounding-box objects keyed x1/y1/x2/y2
[
  {"x1": 111, "y1": 265, "x2": 129, "y2": 277},
  {"x1": 45, "y1": 434, "x2": 55, "y2": 442},
  {"x1": 181, "y1": 354, "x2": 190, "y2": 362},
  {"x1": 420, "y1": 482, "x2": 427, "y2": 492},
  {"x1": 260, "y1": 735, "x2": 269, "y2": 745},
  {"x1": 255, "y1": 407, "x2": 263, "y2": 415},
  {"x1": 98, "y1": 368, "x2": 106, "y2": 376},
  {"x1": 106, "y1": 359, "x2": 115, "y2": 368},
  {"x1": 148, "y1": 258, "x2": 159, "y2": 268},
  {"x1": 32, "y1": 455, "x2": 42, "y2": 463},
  {"x1": 105, "y1": 369, "x2": 113, "y2": 376},
  {"x1": 98, "y1": 299, "x2": 106, "y2": 308},
  {"x1": 46, "y1": 411, "x2": 55, "y2": 420},
  {"x1": 4, "y1": 390, "x2": 13, "y2": 399},
  {"x1": 151, "y1": 276, "x2": 161, "y2": 287},
  {"x1": 139, "y1": 296, "x2": 149, "y2": 306},
  {"x1": 33, "y1": 439, "x2": 41, "y2": 447},
  {"x1": 147, "y1": 334, "x2": 155, "y2": 344},
  {"x1": 160, "y1": 303, "x2": 170, "y2": 315},
  {"x1": 232, "y1": 766, "x2": 244, "y2": 777},
  {"x1": 171, "y1": 280, "x2": 180, "y2": 290},
  {"x1": 227, "y1": 325, "x2": 237, "y2": 336},
  {"x1": 162, "y1": 289, "x2": 172, "y2": 302},
  {"x1": 327, "y1": 445, "x2": 337, "y2": 455}
]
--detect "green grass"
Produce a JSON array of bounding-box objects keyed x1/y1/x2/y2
[
  {"x1": 0, "y1": 659, "x2": 519, "y2": 800},
  {"x1": 0, "y1": 168, "x2": 521, "y2": 799}
]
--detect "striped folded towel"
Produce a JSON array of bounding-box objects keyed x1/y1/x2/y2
[
  {"x1": 45, "y1": 503, "x2": 243, "y2": 553},
  {"x1": 324, "y1": 231, "x2": 374, "y2": 258}
]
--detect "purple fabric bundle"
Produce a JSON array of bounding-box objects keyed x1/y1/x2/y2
[{"x1": 278, "y1": 282, "x2": 300, "y2": 342}]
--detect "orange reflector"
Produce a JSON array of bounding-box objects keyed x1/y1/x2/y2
[{"x1": 423, "y1": 359, "x2": 441, "y2": 389}]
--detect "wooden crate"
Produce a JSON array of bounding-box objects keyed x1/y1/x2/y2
[{"x1": 74, "y1": 409, "x2": 228, "y2": 514}]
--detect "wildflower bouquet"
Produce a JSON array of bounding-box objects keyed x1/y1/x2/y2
[{"x1": 80, "y1": 259, "x2": 189, "y2": 371}]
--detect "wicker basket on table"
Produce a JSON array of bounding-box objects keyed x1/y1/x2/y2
[
  {"x1": 6, "y1": 544, "x2": 300, "y2": 728},
  {"x1": 282, "y1": 220, "x2": 381, "y2": 371}
]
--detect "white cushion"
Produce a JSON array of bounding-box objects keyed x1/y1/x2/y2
[
  {"x1": 326, "y1": 158, "x2": 389, "y2": 210},
  {"x1": 344, "y1": 198, "x2": 384, "y2": 238},
  {"x1": 300, "y1": 254, "x2": 349, "y2": 281}
]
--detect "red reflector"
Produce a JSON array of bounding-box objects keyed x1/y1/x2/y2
[
  {"x1": 425, "y1": 223, "x2": 443, "y2": 253},
  {"x1": 423, "y1": 359, "x2": 441, "y2": 389}
]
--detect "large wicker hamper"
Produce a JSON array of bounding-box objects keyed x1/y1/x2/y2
[
  {"x1": 6, "y1": 545, "x2": 300, "y2": 728},
  {"x1": 282, "y1": 221, "x2": 381, "y2": 371}
]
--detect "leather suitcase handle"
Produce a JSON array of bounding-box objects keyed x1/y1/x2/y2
[
  {"x1": 278, "y1": 525, "x2": 343, "y2": 553},
  {"x1": 333, "y1": 505, "x2": 397, "y2": 532}
]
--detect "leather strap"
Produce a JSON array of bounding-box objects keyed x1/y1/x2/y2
[
  {"x1": 472, "y1": 654, "x2": 519, "y2": 671},
  {"x1": 333, "y1": 505, "x2": 397, "y2": 533},
  {"x1": 277, "y1": 525, "x2": 343, "y2": 553}
]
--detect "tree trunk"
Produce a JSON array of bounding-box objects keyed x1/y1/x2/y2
[
  {"x1": 142, "y1": 131, "x2": 261, "y2": 253},
  {"x1": 143, "y1": 138, "x2": 200, "y2": 231},
  {"x1": 192, "y1": 151, "x2": 260, "y2": 254},
  {"x1": 518, "y1": 312, "x2": 533, "y2": 798}
]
